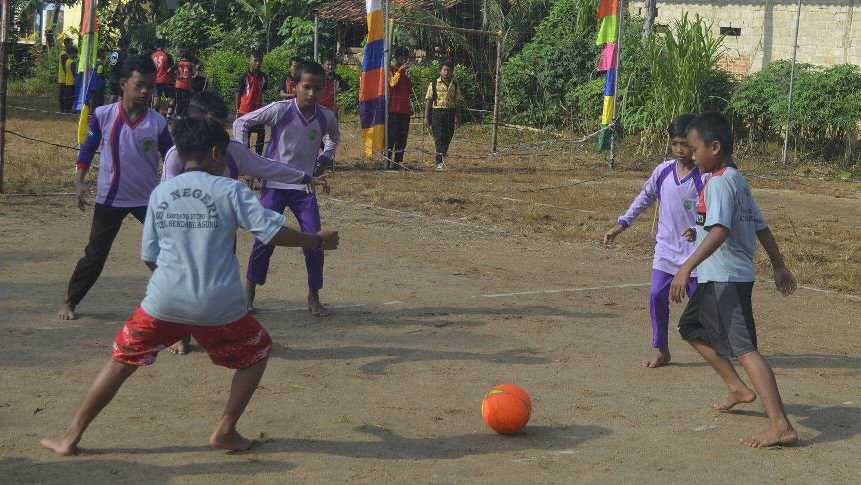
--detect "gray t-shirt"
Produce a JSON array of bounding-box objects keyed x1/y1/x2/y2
[
  {"x1": 141, "y1": 171, "x2": 286, "y2": 325},
  {"x1": 695, "y1": 166, "x2": 767, "y2": 283}
]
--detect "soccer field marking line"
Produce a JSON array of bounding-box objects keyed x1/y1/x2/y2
[
  {"x1": 479, "y1": 283, "x2": 650, "y2": 299},
  {"x1": 798, "y1": 285, "x2": 861, "y2": 302},
  {"x1": 476, "y1": 194, "x2": 596, "y2": 214}
]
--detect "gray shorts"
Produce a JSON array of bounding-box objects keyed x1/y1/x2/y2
[{"x1": 678, "y1": 282, "x2": 757, "y2": 359}]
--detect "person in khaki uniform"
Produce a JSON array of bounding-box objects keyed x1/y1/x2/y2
[{"x1": 424, "y1": 60, "x2": 463, "y2": 170}]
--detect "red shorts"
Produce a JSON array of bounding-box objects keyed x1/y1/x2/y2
[{"x1": 112, "y1": 307, "x2": 272, "y2": 369}]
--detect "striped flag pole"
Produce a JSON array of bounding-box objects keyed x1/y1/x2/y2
[
  {"x1": 595, "y1": 0, "x2": 623, "y2": 162},
  {"x1": 76, "y1": 0, "x2": 98, "y2": 145},
  {"x1": 359, "y1": 0, "x2": 386, "y2": 157}
]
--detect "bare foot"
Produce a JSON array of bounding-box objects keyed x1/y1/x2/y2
[
  {"x1": 210, "y1": 429, "x2": 256, "y2": 452},
  {"x1": 740, "y1": 425, "x2": 798, "y2": 448},
  {"x1": 40, "y1": 435, "x2": 79, "y2": 456},
  {"x1": 713, "y1": 388, "x2": 757, "y2": 412},
  {"x1": 308, "y1": 295, "x2": 331, "y2": 318},
  {"x1": 57, "y1": 303, "x2": 77, "y2": 321},
  {"x1": 167, "y1": 336, "x2": 191, "y2": 355},
  {"x1": 642, "y1": 349, "x2": 671, "y2": 368}
]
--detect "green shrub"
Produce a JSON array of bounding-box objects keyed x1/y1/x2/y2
[
  {"x1": 261, "y1": 44, "x2": 296, "y2": 103},
  {"x1": 158, "y1": 3, "x2": 223, "y2": 54},
  {"x1": 8, "y1": 47, "x2": 59, "y2": 97},
  {"x1": 335, "y1": 64, "x2": 359, "y2": 113},
  {"x1": 732, "y1": 61, "x2": 861, "y2": 164},
  {"x1": 202, "y1": 49, "x2": 247, "y2": 109}
]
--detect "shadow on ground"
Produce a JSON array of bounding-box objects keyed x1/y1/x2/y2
[
  {"x1": 270, "y1": 342, "x2": 549, "y2": 375},
  {"x1": 77, "y1": 423, "x2": 611, "y2": 461},
  {"x1": 0, "y1": 456, "x2": 295, "y2": 485}
]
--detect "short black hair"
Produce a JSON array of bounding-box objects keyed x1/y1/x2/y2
[
  {"x1": 171, "y1": 116, "x2": 230, "y2": 160},
  {"x1": 294, "y1": 61, "x2": 324, "y2": 82},
  {"x1": 686, "y1": 111, "x2": 733, "y2": 156},
  {"x1": 249, "y1": 51, "x2": 261, "y2": 60},
  {"x1": 187, "y1": 91, "x2": 228, "y2": 121},
  {"x1": 290, "y1": 56, "x2": 303, "y2": 65},
  {"x1": 667, "y1": 113, "x2": 696, "y2": 138},
  {"x1": 121, "y1": 55, "x2": 156, "y2": 80},
  {"x1": 440, "y1": 59, "x2": 454, "y2": 70}
]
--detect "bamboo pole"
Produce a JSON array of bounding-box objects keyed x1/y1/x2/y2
[
  {"x1": 782, "y1": 0, "x2": 802, "y2": 164},
  {"x1": 0, "y1": 0, "x2": 9, "y2": 193},
  {"x1": 608, "y1": 0, "x2": 624, "y2": 169},
  {"x1": 491, "y1": 34, "x2": 502, "y2": 153},
  {"x1": 383, "y1": 0, "x2": 390, "y2": 168},
  {"x1": 313, "y1": 15, "x2": 319, "y2": 62}
]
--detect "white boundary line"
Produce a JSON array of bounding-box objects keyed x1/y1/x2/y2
[{"x1": 478, "y1": 283, "x2": 650, "y2": 299}]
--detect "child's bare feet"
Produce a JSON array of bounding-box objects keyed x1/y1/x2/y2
[
  {"x1": 740, "y1": 424, "x2": 798, "y2": 448},
  {"x1": 40, "y1": 434, "x2": 79, "y2": 456},
  {"x1": 713, "y1": 388, "x2": 757, "y2": 412},
  {"x1": 57, "y1": 303, "x2": 77, "y2": 321},
  {"x1": 308, "y1": 293, "x2": 331, "y2": 317},
  {"x1": 642, "y1": 348, "x2": 671, "y2": 368},
  {"x1": 167, "y1": 335, "x2": 191, "y2": 355},
  {"x1": 210, "y1": 429, "x2": 256, "y2": 452}
]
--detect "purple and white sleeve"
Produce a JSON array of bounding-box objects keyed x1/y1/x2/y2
[
  {"x1": 232, "y1": 144, "x2": 310, "y2": 184},
  {"x1": 232, "y1": 103, "x2": 284, "y2": 145},
  {"x1": 317, "y1": 112, "x2": 340, "y2": 169},
  {"x1": 157, "y1": 124, "x2": 173, "y2": 159},
  {"x1": 617, "y1": 165, "x2": 661, "y2": 228}
]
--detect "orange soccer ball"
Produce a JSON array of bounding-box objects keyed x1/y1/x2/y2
[{"x1": 481, "y1": 384, "x2": 531, "y2": 434}]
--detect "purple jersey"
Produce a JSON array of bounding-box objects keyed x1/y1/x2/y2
[
  {"x1": 161, "y1": 141, "x2": 311, "y2": 185},
  {"x1": 77, "y1": 103, "x2": 172, "y2": 207},
  {"x1": 232, "y1": 100, "x2": 339, "y2": 190},
  {"x1": 618, "y1": 160, "x2": 704, "y2": 275}
]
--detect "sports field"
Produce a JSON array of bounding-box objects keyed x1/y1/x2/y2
[{"x1": 1, "y1": 102, "x2": 860, "y2": 484}]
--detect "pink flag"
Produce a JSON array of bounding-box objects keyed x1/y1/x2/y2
[{"x1": 596, "y1": 42, "x2": 617, "y2": 72}]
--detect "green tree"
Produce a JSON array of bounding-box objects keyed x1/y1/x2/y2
[{"x1": 157, "y1": 2, "x2": 223, "y2": 53}]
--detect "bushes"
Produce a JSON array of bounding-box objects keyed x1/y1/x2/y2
[
  {"x1": 335, "y1": 64, "x2": 359, "y2": 113},
  {"x1": 408, "y1": 63, "x2": 479, "y2": 119},
  {"x1": 157, "y1": 3, "x2": 223, "y2": 54},
  {"x1": 732, "y1": 61, "x2": 861, "y2": 163},
  {"x1": 202, "y1": 50, "x2": 247, "y2": 108},
  {"x1": 8, "y1": 46, "x2": 59, "y2": 97},
  {"x1": 501, "y1": 0, "x2": 600, "y2": 128}
]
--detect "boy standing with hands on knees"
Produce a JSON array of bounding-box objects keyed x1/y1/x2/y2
[
  {"x1": 41, "y1": 117, "x2": 339, "y2": 456},
  {"x1": 671, "y1": 112, "x2": 798, "y2": 448}
]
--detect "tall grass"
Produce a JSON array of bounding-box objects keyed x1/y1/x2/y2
[{"x1": 624, "y1": 14, "x2": 730, "y2": 149}]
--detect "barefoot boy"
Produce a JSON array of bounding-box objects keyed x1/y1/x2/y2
[
  {"x1": 41, "y1": 116, "x2": 340, "y2": 456},
  {"x1": 670, "y1": 112, "x2": 798, "y2": 448},
  {"x1": 58, "y1": 55, "x2": 173, "y2": 320},
  {"x1": 604, "y1": 114, "x2": 703, "y2": 368},
  {"x1": 233, "y1": 61, "x2": 339, "y2": 317}
]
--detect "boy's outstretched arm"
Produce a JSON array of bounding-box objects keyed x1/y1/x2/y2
[
  {"x1": 605, "y1": 166, "x2": 661, "y2": 245},
  {"x1": 669, "y1": 225, "x2": 730, "y2": 302},
  {"x1": 270, "y1": 226, "x2": 339, "y2": 250},
  {"x1": 74, "y1": 115, "x2": 102, "y2": 211},
  {"x1": 232, "y1": 103, "x2": 282, "y2": 145},
  {"x1": 756, "y1": 226, "x2": 797, "y2": 296}
]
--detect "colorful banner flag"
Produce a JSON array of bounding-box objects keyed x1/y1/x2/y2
[
  {"x1": 76, "y1": 0, "x2": 99, "y2": 145},
  {"x1": 596, "y1": 0, "x2": 620, "y2": 151},
  {"x1": 359, "y1": 0, "x2": 386, "y2": 157}
]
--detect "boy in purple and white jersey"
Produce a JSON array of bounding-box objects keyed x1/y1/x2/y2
[
  {"x1": 604, "y1": 114, "x2": 703, "y2": 368},
  {"x1": 59, "y1": 56, "x2": 173, "y2": 321},
  {"x1": 233, "y1": 61, "x2": 339, "y2": 317}
]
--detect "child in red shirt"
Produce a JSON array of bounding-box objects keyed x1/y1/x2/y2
[
  {"x1": 173, "y1": 51, "x2": 195, "y2": 117},
  {"x1": 385, "y1": 48, "x2": 412, "y2": 169},
  {"x1": 236, "y1": 53, "x2": 269, "y2": 155}
]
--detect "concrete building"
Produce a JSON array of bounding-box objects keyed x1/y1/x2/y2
[{"x1": 630, "y1": 0, "x2": 860, "y2": 75}]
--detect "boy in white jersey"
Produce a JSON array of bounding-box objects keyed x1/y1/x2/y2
[
  {"x1": 41, "y1": 117, "x2": 340, "y2": 456},
  {"x1": 233, "y1": 61, "x2": 340, "y2": 316},
  {"x1": 670, "y1": 112, "x2": 798, "y2": 448},
  {"x1": 59, "y1": 56, "x2": 173, "y2": 321}
]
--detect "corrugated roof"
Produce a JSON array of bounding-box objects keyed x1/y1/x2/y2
[{"x1": 319, "y1": 0, "x2": 463, "y2": 23}]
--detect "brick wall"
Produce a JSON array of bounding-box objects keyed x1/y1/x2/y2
[{"x1": 630, "y1": 1, "x2": 860, "y2": 74}]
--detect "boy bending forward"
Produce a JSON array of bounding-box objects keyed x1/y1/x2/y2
[
  {"x1": 671, "y1": 112, "x2": 798, "y2": 448},
  {"x1": 41, "y1": 117, "x2": 339, "y2": 456}
]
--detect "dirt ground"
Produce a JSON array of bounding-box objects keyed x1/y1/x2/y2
[{"x1": 1, "y1": 102, "x2": 861, "y2": 483}]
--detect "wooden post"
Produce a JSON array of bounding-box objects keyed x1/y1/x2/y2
[
  {"x1": 643, "y1": 0, "x2": 657, "y2": 41},
  {"x1": 0, "y1": 0, "x2": 10, "y2": 193},
  {"x1": 313, "y1": 15, "x2": 319, "y2": 62},
  {"x1": 491, "y1": 33, "x2": 502, "y2": 153},
  {"x1": 782, "y1": 0, "x2": 802, "y2": 164}
]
